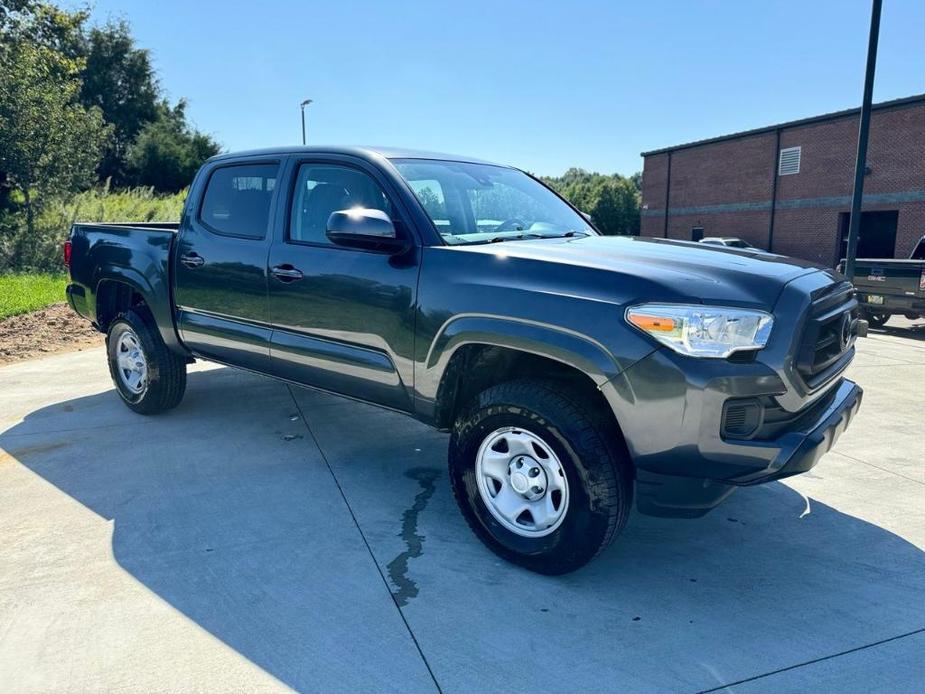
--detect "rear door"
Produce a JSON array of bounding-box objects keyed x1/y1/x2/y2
[
  {"x1": 173, "y1": 160, "x2": 280, "y2": 371},
  {"x1": 265, "y1": 156, "x2": 420, "y2": 411}
]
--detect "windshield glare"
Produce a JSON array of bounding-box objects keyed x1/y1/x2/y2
[{"x1": 392, "y1": 159, "x2": 595, "y2": 244}]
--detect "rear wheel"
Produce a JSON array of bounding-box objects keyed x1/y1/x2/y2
[
  {"x1": 107, "y1": 308, "x2": 186, "y2": 414},
  {"x1": 449, "y1": 379, "x2": 632, "y2": 574}
]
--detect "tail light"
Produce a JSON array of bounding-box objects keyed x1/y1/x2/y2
[
  {"x1": 920, "y1": 269, "x2": 925, "y2": 291},
  {"x1": 63, "y1": 240, "x2": 72, "y2": 268}
]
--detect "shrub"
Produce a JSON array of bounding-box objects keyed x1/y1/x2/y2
[{"x1": 0, "y1": 184, "x2": 186, "y2": 272}]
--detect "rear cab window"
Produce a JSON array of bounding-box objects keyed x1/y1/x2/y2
[{"x1": 199, "y1": 163, "x2": 278, "y2": 238}]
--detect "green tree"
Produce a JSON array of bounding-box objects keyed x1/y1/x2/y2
[
  {"x1": 0, "y1": 41, "x2": 109, "y2": 258},
  {"x1": 542, "y1": 168, "x2": 642, "y2": 236},
  {"x1": 2, "y1": 2, "x2": 220, "y2": 194},
  {"x1": 79, "y1": 20, "x2": 160, "y2": 185},
  {"x1": 0, "y1": 0, "x2": 89, "y2": 208},
  {"x1": 0, "y1": 1, "x2": 86, "y2": 69},
  {"x1": 125, "y1": 100, "x2": 220, "y2": 192}
]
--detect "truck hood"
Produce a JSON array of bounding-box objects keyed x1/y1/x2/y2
[{"x1": 456, "y1": 235, "x2": 834, "y2": 308}]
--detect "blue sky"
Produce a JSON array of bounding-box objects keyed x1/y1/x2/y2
[{"x1": 71, "y1": 0, "x2": 924, "y2": 176}]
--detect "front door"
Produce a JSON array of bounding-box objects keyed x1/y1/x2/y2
[
  {"x1": 266, "y1": 159, "x2": 419, "y2": 411},
  {"x1": 174, "y1": 160, "x2": 280, "y2": 371}
]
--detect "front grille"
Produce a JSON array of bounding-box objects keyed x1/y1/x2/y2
[{"x1": 795, "y1": 281, "x2": 858, "y2": 389}]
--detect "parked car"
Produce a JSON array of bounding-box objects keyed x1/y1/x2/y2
[
  {"x1": 65, "y1": 147, "x2": 863, "y2": 574},
  {"x1": 839, "y1": 235, "x2": 925, "y2": 328},
  {"x1": 700, "y1": 237, "x2": 768, "y2": 252}
]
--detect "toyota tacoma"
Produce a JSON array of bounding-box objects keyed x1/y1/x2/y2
[{"x1": 65, "y1": 147, "x2": 863, "y2": 573}]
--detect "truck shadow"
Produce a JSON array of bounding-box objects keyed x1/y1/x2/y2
[
  {"x1": 875, "y1": 321, "x2": 925, "y2": 341},
  {"x1": 4, "y1": 366, "x2": 924, "y2": 691}
]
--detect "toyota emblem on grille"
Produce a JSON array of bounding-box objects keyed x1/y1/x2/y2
[{"x1": 839, "y1": 312, "x2": 853, "y2": 350}]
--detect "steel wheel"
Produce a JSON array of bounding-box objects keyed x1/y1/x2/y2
[
  {"x1": 115, "y1": 328, "x2": 148, "y2": 395},
  {"x1": 475, "y1": 426, "x2": 569, "y2": 538}
]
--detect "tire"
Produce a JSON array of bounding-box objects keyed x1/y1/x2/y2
[
  {"x1": 449, "y1": 379, "x2": 633, "y2": 574},
  {"x1": 863, "y1": 310, "x2": 889, "y2": 329},
  {"x1": 107, "y1": 307, "x2": 187, "y2": 414}
]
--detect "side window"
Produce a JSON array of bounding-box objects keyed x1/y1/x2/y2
[
  {"x1": 290, "y1": 164, "x2": 393, "y2": 244},
  {"x1": 199, "y1": 163, "x2": 278, "y2": 238}
]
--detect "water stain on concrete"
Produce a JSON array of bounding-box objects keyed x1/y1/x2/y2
[{"x1": 387, "y1": 467, "x2": 441, "y2": 607}]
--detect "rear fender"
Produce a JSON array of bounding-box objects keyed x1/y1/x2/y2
[{"x1": 93, "y1": 264, "x2": 186, "y2": 355}]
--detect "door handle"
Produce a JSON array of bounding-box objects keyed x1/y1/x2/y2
[
  {"x1": 180, "y1": 253, "x2": 205, "y2": 269},
  {"x1": 271, "y1": 264, "x2": 304, "y2": 282}
]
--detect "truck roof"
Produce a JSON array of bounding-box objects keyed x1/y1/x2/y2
[{"x1": 206, "y1": 146, "x2": 506, "y2": 167}]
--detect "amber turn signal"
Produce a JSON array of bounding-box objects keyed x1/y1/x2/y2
[{"x1": 626, "y1": 313, "x2": 677, "y2": 332}]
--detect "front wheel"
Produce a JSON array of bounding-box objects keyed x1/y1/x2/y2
[
  {"x1": 449, "y1": 380, "x2": 632, "y2": 574},
  {"x1": 863, "y1": 310, "x2": 890, "y2": 329},
  {"x1": 107, "y1": 308, "x2": 187, "y2": 414}
]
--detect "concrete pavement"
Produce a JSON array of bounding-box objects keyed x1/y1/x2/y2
[{"x1": 1, "y1": 320, "x2": 923, "y2": 692}]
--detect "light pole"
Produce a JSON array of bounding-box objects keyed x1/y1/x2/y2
[
  {"x1": 844, "y1": 0, "x2": 882, "y2": 281},
  {"x1": 300, "y1": 99, "x2": 313, "y2": 145}
]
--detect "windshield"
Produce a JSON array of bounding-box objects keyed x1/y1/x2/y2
[{"x1": 392, "y1": 159, "x2": 595, "y2": 244}]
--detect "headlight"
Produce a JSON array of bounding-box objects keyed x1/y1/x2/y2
[{"x1": 625, "y1": 303, "x2": 773, "y2": 358}]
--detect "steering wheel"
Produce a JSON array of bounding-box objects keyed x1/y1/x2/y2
[{"x1": 493, "y1": 218, "x2": 528, "y2": 234}]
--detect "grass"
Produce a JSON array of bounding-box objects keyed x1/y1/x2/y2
[{"x1": 0, "y1": 273, "x2": 68, "y2": 319}]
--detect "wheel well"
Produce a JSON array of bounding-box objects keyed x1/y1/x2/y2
[
  {"x1": 434, "y1": 344, "x2": 614, "y2": 430},
  {"x1": 95, "y1": 280, "x2": 147, "y2": 332}
]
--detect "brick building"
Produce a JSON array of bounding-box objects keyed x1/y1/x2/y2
[{"x1": 639, "y1": 94, "x2": 925, "y2": 266}]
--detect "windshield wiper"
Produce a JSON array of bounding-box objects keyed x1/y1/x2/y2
[
  {"x1": 487, "y1": 233, "x2": 546, "y2": 243},
  {"x1": 562, "y1": 230, "x2": 590, "y2": 238}
]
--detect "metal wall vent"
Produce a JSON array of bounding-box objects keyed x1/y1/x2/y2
[{"x1": 778, "y1": 146, "x2": 801, "y2": 175}]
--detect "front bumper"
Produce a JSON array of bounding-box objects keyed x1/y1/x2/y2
[{"x1": 633, "y1": 379, "x2": 862, "y2": 518}]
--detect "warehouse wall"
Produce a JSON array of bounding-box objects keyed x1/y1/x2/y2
[{"x1": 640, "y1": 98, "x2": 925, "y2": 265}]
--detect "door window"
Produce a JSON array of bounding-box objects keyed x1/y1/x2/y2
[
  {"x1": 199, "y1": 163, "x2": 278, "y2": 238},
  {"x1": 289, "y1": 164, "x2": 393, "y2": 244}
]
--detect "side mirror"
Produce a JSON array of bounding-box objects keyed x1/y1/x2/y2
[
  {"x1": 326, "y1": 208, "x2": 409, "y2": 253},
  {"x1": 580, "y1": 211, "x2": 593, "y2": 223}
]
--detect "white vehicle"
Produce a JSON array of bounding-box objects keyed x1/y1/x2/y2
[{"x1": 699, "y1": 237, "x2": 767, "y2": 251}]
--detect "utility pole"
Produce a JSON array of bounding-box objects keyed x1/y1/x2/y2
[
  {"x1": 300, "y1": 99, "x2": 313, "y2": 145},
  {"x1": 844, "y1": 0, "x2": 882, "y2": 280}
]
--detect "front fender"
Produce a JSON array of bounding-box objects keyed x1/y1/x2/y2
[{"x1": 416, "y1": 312, "x2": 630, "y2": 421}]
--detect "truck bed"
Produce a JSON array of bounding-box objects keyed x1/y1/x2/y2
[{"x1": 66, "y1": 221, "x2": 181, "y2": 350}]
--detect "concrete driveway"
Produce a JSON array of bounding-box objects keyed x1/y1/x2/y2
[{"x1": 1, "y1": 321, "x2": 924, "y2": 692}]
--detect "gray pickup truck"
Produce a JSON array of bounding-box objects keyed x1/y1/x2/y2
[
  {"x1": 65, "y1": 147, "x2": 863, "y2": 573},
  {"x1": 840, "y1": 235, "x2": 925, "y2": 328}
]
